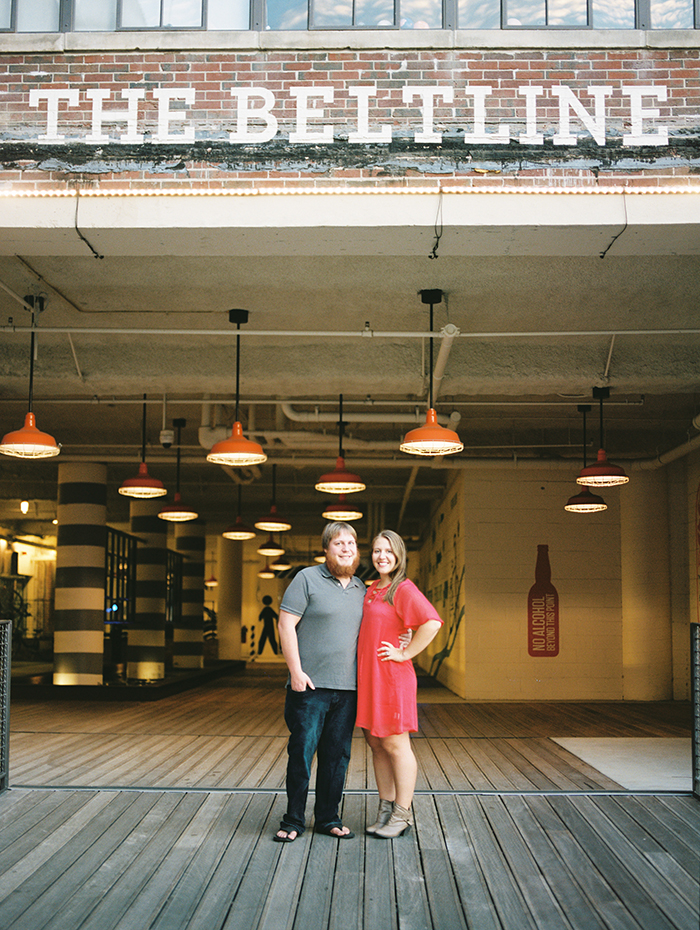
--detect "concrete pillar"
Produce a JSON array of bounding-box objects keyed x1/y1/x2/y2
[
  {"x1": 53, "y1": 463, "x2": 107, "y2": 686},
  {"x1": 217, "y1": 535, "x2": 243, "y2": 661},
  {"x1": 128, "y1": 501, "x2": 167, "y2": 680},
  {"x1": 621, "y1": 469, "x2": 673, "y2": 700},
  {"x1": 174, "y1": 521, "x2": 205, "y2": 668}
]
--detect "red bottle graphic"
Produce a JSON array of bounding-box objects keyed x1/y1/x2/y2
[{"x1": 527, "y1": 544, "x2": 559, "y2": 657}]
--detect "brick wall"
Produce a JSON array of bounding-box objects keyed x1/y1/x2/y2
[{"x1": 0, "y1": 47, "x2": 698, "y2": 190}]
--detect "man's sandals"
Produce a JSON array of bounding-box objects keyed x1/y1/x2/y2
[{"x1": 273, "y1": 825, "x2": 355, "y2": 842}]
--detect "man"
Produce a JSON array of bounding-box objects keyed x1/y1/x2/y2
[{"x1": 274, "y1": 521, "x2": 365, "y2": 842}]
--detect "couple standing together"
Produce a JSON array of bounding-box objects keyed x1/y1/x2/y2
[{"x1": 274, "y1": 521, "x2": 442, "y2": 843}]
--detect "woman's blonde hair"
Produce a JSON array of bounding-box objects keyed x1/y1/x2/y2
[{"x1": 372, "y1": 529, "x2": 407, "y2": 605}]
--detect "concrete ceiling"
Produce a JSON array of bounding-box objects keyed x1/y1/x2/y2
[{"x1": 1, "y1": 189, "x2": 699, "y2": 544}]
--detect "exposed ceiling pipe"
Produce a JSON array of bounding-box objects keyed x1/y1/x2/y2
[
  {"x1": 3, "y1": 322, "x2": 700, "y2": 339},
  {"x1": 221, "y1": 464, "x2": 261, "y2": 485},
  {"x1": 0, "y1": 279, "x2": 37, "y2": 313},
  {"x1": 4, "y1": 395, "x2": 643, "y2": 410},
  {"x1": 397, "y1": 466, "x2": 419, "y2": 532},
  {"x1": 280, "y1": 402, "x2": 461, "y2": 428},
  {"x1": 634, "y1": 431, "x2": 700, "y2": 469},
  {"x1": 431, "y1": 323, "x2": 459, "y2": 403},
  {"x1": 198, "y1": 426, "x2": 402, "y2": 451},
  {"x1": 50, "y1": 442, "x2": 700, "y2": 471}
]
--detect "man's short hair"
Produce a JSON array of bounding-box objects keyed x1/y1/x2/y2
[{"x1": 321, "y1": 521, "x2": 358, "y2": 551}]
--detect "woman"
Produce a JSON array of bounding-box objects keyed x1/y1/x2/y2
[{"x1": 356, "y1": 530, "x2": 443, "y2": 839}]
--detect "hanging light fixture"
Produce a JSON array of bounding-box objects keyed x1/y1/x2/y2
[
  {"x1": 222, "y1": 486, "x2": 257, "y2": 540},
  {"x1": 0, "y1": 296, "x2": 60, "y2": 459},
  {"x1": 313, "y1": 552, "x2": 326, "y2": 563},
  {"x1": 565, "y1": 405, "x2": 607, "y2": 513},
  {"x1": 315, "y1": 394, "x2": 366, "y2": 494},
  {"x1": 258, "y1": 561, "x2": 275, "y2": 579},
  {"x1": 158, "y1": 418, "x2": 198, "y2": 522},
  {"x1": 119, "y1": 395, "x2": 167, "y2": 499},
  {"x1": 576, "y1": 387, "x2": 629, "y2": 488},
  {"x1": 321, "y1": 494, "x2": 363, "y2": 521},
  {"x1": 400, "y1": 290, "x2": 463, "y2": 456},
  {"x1": 270, "y1": 555, "x2": 292, "y2": 571},
  {"x1": 255, "y1": 464, "x2": 292, "y2": 532},
  {"x1": 257, "y1": 535, "x2": 285, "y2": 558},
  {"x1": 207, "y1": 309, "x2": 267, "y2": 467},
  {"x1": 204, "y1": 575, "x2": 218, "y2": 588}
]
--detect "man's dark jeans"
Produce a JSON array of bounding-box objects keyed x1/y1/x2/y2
[{"x1": 280, "y1": 687, "x2": 357, "y2": 835}]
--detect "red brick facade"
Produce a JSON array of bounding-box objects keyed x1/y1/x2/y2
[{"x1": 0, "y1": 47, "x2": 698, "y2": 190}]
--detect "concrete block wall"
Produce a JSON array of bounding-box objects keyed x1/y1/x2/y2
[
  {"x1": 419, "y1": 459, "x2": 700, "y2": 702},
  {"x1": 423, "y1": 467, "x2": 630, "y2": 701}
]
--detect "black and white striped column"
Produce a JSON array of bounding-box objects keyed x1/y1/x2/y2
[
  {"x1": 53, "y1": 463, "x2": 107, "y2": 686},
  {"x1": 128, "y1": 501, "x2": 167, "y2": 680},
  {"x1": 174, "y1": 521, "x2": 205, "y2": 668}
]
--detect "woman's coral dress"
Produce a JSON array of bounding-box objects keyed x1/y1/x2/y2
[{"x1": 356, "y1": 578, "x2": 442, "y2": 738}]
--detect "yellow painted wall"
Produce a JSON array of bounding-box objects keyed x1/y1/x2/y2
[
  {"x1": 416, "y1": 460, "x2": 697, "y2": 702},
  {"x1": 421, "y1": 468, "x2": 626, "y2": 700}
]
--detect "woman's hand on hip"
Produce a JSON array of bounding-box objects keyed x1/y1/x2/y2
[{"x1": 378, "y1": 641, "x2": 406, "y2": 663}]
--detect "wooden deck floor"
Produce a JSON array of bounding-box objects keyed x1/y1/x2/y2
[{"x1": 1, "y1": 667, "x2": 698, "y2": 930}]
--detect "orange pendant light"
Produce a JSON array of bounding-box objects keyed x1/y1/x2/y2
[
  {"x1": 207, "y1": 310, "x2": 266, "y2": 467},
  {"x1": 0, "y1": 297, "x2": 60, "y2": 459},
  {"x1": 159, "y1": 419, "x2": 198, "y2": 521},
  {"x1": 400, "y1": 290, "x2": 463, "y2": 457},
  {"x1": 566, "y1": 405, "x2": 608, "y2": 512},
  {"x1": 257, "y1": 535, "x2": 285, "y2": 557},
  {"x1": 120, "y1": 396, "x2": 167, "y2": 499},
  {"x1": 321, "y1": 494, "x2": 363, "y2": 521},
  {"x1": 223, "y1": 487, "x2": 257, "y2": 540},
  {"x1": 576, "y1": 388, "x2": 629, "y2": 488},
  {"x1": 315, "y1": 395, "x2": 366, "y2": 493},
  {"x1": 255, "y1": 464, "x2": 292, "y2": 532}
]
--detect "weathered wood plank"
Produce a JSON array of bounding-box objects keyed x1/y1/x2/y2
[
  {"x1": 477, "y1": 794, "x2": 571, "y2": 929},
  {"x1": 185, "y1": 794, "x2": 278, "y2": 930},
  {"x1": 592, "y1": 796, "x2": 699, "y2": 908},
  {"x1": 147, "y1": 794, "x2": 251, "y2": 930},
  {"x1": 433, "y1": 794, "x2": 501, "y2": 930},
  {"x1": 0, "y1": 791, "x2": 138, "y2": 924},
  {"x1": 409, "y1": 795, "x2": 467, "y2": 930},
  {"x1": 513, "y1": 796, "x2": 641, "y2": 930},
  {"x1": 548, "y1": 796, "x2": 684, "y2": 930},
  {"x1": 7, "y1": 792, "x2": 165, "y2": 930},
  {"x1": 500, "y1": 795, "x2": 610, "y2": 930},
  {"x1": 362, "y1": 801, "x2": 398, "y2": 930},
  {"x1": 456, "y1": 796, "x2": 539, "y2": 930},
  {"x1": 107, "y1": 794, "x2": 235, "y2": 930},
  {"x1": 328, "y1": 795, "x2": 365, "y2": 930}
]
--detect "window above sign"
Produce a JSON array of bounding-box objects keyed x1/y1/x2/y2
[{"x1": 0, "y1": 0, "x2": 697, "y2": 31}]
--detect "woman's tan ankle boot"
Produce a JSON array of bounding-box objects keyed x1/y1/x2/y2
[
  {"x1": 366, "y1": 798, "x2": 393, "y2": 834},
  {"x1": 374, "y1": 803, "x2": 413, "y2": 839}
]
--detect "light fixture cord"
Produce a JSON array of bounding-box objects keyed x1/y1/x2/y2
[
  {"x1": 598, "y1": 395, "x2": 605, "y2": 449},
  {"x1": 27, "y1": 311, "x2": 36, "y2": 413},
  {"x1": 582, "y1": 407, "x2": 587, "y2": 468},
  {"x1": 235, "y1": 324, "x2": 241, "y2": 425},
  {"x1": 271, "y1": 463, "x2": 277, "y2": 507},
  {"x1": 338, "y1": 393, "x2": 344, "y2": 458},
  {"x1": 140, "y1": 394, "x2": 147, "y2": 463},
  {"x1": 175, "y1": 421, "x2": 182, "y2": 494},
  {"x1": 428, "y1": 303, "x2": 434, "y2": 409}
]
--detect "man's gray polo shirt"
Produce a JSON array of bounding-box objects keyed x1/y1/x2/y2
[{"x1": 281, "y1": 563, "x2": 365, "y2": 690}]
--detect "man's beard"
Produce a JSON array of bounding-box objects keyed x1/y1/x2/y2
[{"x1": 326, "y1": 552, "x2": 360, "y2": 578}]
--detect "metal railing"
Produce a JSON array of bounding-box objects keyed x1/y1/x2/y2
[{"x1": 0, "y1": 619, "x2": 11, "y2": 793}]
